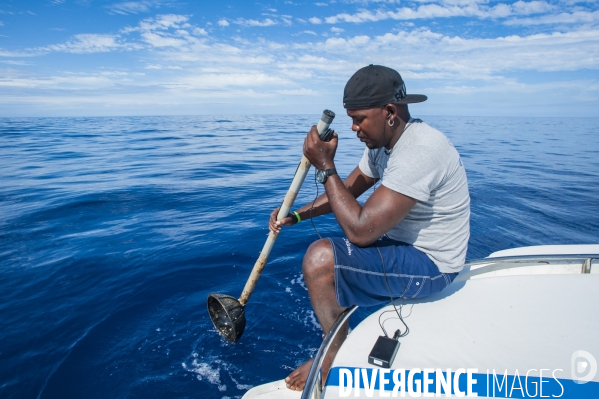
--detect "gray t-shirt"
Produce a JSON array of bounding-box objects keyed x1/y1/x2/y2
[{"x1": 358, "y1": 118, "x2": 470, "y2": 273}]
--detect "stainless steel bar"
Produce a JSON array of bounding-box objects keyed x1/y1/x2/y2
[
  {"x1": 464, "y1": 254, "x2": 599, "y2": 267},
  {"x1": 301, "y1": 306, "x2": 358, "y2": 399},
  {"x1": 583, "y1": 258, "x2": 592, "y2": 274}
]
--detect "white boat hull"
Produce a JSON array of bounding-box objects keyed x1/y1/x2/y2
[{"x1": 243, "y1": 245, "x2": 599, "y2": 398}]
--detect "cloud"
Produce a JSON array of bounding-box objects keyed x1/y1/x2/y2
[
  {"x1": 558, "y1": 0, "x2": 597, "y2": 4},
  {"x1": 144, "y1": 63, "x2": 182, "y2": 69},
  {"x1": 8, "y1": 11, "x2": 599, "y2": 80},
  {"x1": 107, "y1": 1, "x2": 162, "y2": 15},
  {"x1": 135, "y1": 14, "x2": 189, "y2": 32},
  {"x1": 42, "y1": 34, "x2": 131, "y2": 53},
  {"x1": 511, "y1": 0, "x2": 555, "y2": 15},
  {"x1": 342, "y1": 0, "x2": 402, "y2": 3},
  {"x1": 0, "y1": 72, "x2": 118, "y2": 89},
  {"x1": 33, "y1": 15, "x2": 206, "y2": 55},
  {"x1": 411, "y1": 0, "x2": 486, "y2": 5},
  {"x1": 218, "y1": 17, "x2": 286, "y2": 27},
  {"x1": 0, "y1": 49, "x2": 39, "y2": 57},
  {"x1": 233, "y1": 18, "x2": 277, "y2": 27},
  {"x1": 314, "y1": 28, "x2": 599, "y2": 75},
  {"x1": 276, "y1": 88, "x2": 319, "y2": 95},
  {"x1": 29, "y1": 12, "x2": 597, "y2": 82},
  {"x1": 175, "y1": 72, "x2": 292, "y2": 89},
  {"x1": 315, "y1": 1, "x2": 560, "y2": 24},
  {"x1": 2, "y1": 10, "x2": 597, "y2": 116},
  {"x1": 1, "y1": 60, "x2": 33, "y2": 65},
  {"x1": 119, "y1": 14, "x2": 210, "y2": 49},
  {"x1": 140, "y1": 31, "x2": 187, "y2": 48},
  {"x1": 505, "y1": 10, "x2": 599, "y2": 25}
]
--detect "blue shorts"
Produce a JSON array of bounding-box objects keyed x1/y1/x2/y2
[{"x1": 329, "y1": 237, "x2": 458, "y2": 307}]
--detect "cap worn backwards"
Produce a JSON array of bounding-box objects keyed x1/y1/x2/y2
[{"x1": 343, "y1": 64, "x2": 427, "y2": 110}]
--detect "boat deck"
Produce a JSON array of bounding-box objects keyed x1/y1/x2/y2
[{"x1": 243, "y1": 245, "x2": 599, "y2": 398}]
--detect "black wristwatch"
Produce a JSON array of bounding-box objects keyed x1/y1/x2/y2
[{"x1": 316, "y1": 168, "x2": 337, "y2": 184}]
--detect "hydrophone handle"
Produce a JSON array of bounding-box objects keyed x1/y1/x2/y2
[
  {"x1": 238, "y1": 110, "x2": 335, "y2": 306},
  {"x1": 275, "y1": 109, "x2": 335, "y2": 220},
  {"x1": 316, "y1": 109, "x2": 335, "y2": 142}
]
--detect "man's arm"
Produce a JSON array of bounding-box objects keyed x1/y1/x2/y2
[
  {"x1": 303, "y1": 125, "x2": 416, "y2": 247},
  {"x1": 323, "y1": 173, "x2": 416, "y2": 247},
  {"x1": 294, "y1": 166, "x2": 376, "y2": 220},
  {"x1": 269, "y1": 166, "x2": 375, "y2": 233}
]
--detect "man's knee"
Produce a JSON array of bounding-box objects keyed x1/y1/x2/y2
[{"x1": 302, "y1": 239, "x2": 334, "y2": 280}]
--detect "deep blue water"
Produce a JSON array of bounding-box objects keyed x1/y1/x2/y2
[{"x1": 0, "y1": 115, "x2": 598, "y2": 399}]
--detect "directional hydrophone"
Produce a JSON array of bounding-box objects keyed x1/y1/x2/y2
[{"x1": 207, "y1": 110, "x2": 336, "y2": 343}]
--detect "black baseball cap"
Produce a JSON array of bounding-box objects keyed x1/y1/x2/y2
[{"x1": 343, "y1": 64, "x2": 427, "y2": 109}]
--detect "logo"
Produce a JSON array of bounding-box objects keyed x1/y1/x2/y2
[
  {"x1": 571, "y1": 350, "x2": 597, "y2": 384},
  {"x1": 331, "y1": 367, "x2": 578, "y2": 397},
  {"x1": 343, "y1": 238, "x2": 353, "y2": 256},
  {"x1": 394, "y1": 82, "x2": 406, "y2": 101}
]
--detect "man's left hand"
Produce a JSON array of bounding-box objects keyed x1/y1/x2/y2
[{"x1": 303, "y1": 125, "x2": 338, "y2": 170}]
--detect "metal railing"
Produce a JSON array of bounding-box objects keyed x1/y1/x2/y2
[
  {"x1": 301, "y1": 306, "x2": 357, "y2": 399},
  {"x1": 465, "y1": 253, "x2": 598, "y2": 267},
  {"x1": 456, "y1": 254, "x2": 598, "y2": 281}
]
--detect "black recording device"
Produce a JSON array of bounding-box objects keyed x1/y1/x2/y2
[{"x1": 368, "y1": 329, "x2": 401, "y2": 368}]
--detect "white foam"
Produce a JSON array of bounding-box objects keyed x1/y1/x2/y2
[
  {"x1": 182, "y1": 354, "x2": 253, "y2": 393},
  {"x1": 303, "y1": 310, "x2": 322, "y2": 332},
  {"x1": 230, "y1": 374, "x2": 253, "y2": 391},
  {"x1": 290, "y1": 274, "x2": 307, "y2": 291},
  {"x1": 182, "y1": 359, "x2": 226, "y2": 391},
  {"x1": 269, "y1": 255, "x2": 295, "y2": 264}
]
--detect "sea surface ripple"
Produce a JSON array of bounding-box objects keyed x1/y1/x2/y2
[{"x1": 0, "y1": 115, "x2": 597, "y2": 398}]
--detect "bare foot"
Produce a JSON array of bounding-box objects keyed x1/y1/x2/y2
[{"x1": 285, "y1": 359, "x2": 314, "y2": 391}]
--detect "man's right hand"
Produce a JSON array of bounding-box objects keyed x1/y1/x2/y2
[{"x1": 269, "y1": 206, "x2": 295, "y2": 233}]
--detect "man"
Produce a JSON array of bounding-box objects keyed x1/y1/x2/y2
[{"x1": 269, "y1": 64, "x2": 470, "y2": 391}]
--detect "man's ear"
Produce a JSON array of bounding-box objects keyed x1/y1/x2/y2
[{"x1": 384, "y1": 104, "x2": 396, "y2": 119}]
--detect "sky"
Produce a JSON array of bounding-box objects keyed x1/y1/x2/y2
[{"x1": 0, "y1": 0, "x2": 598, "y2": 117}]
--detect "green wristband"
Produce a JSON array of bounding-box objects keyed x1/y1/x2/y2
[
  {"x1": 288, "y1": 211, "x2": 301, "y2": 224},
  {"x1": 293, "y1": 211, "x2": 302, "y2": 223}
]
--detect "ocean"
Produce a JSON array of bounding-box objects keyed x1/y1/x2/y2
[{"x1": 0, "y1": 115, "x2": 598, "y2": 398}]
